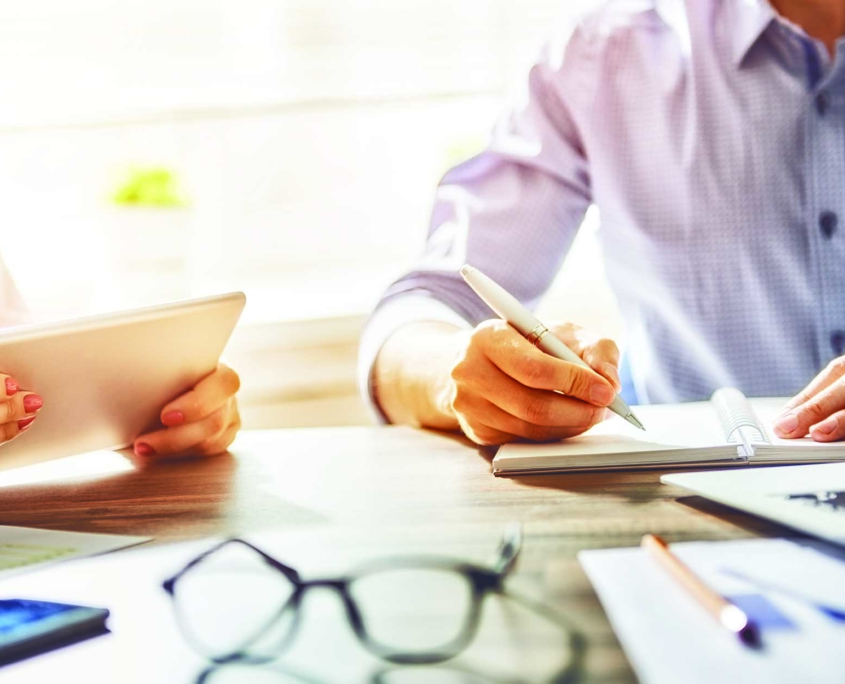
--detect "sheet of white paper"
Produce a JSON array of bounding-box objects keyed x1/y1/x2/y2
[
  {"x1": 0, "y1": 527, "x2": 575, "y2": 684},
  {"x1": 0, "y1": 525, "x2": 148, "y2": 580},
  {"x1": 579, "y1": 539, "x2": 845, "y2": 684}
]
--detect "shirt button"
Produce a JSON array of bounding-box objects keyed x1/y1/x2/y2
[
  {"x1": 816, "y1": 90, "x2": 831, "y2": 115},
  {"x1": 832, "y1": 331, "x2": 845, "y2": 355},
  {"x1": 819, "y1": 210, "x2": 838, "y2": 238}
]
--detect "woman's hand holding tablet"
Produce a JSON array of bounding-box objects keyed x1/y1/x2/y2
[
  {"x1": 133, "y1": 362, "x2": 241, "y2": 460},
  {"x1": 0, "y1": 292, "x2": 246, "y2": 471},
  {"x1": 0, "y1": 373, "x2": 43, "y2": 444},
  {"x1": 0, "y1": 362, "x2": 241, "y2": 460}
]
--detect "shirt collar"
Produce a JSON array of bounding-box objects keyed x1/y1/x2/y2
[
  {"x1": 654, "y1": 0, "x2": 691, "y2": 56},
  {"x1": 725, "y1": 0, "x2": 777, "y2": 66}
]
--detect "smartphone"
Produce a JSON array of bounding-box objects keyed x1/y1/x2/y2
[{"x1": 0, "y1": 598, "x2": 109, "y2": 666}]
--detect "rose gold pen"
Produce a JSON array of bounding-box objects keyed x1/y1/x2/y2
[{"x1": 642, "y1": 534, "x2": 761, "y2": 648}]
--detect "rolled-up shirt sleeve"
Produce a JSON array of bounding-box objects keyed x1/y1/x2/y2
[{"x1": 359, "y1": 25, "x2": 598, "y2": 421}]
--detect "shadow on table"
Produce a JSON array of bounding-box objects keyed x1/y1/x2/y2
[
  {"x1": 195, "y1": 662, "x2": 581, "y2": 684},
  {"x1": 191, "y1": 590, "x2": 587, "y2": 684},
  {"x1": 194, "y1": 656, "x2": 584, "y2": 684},
  {"x1": 0, "y1": 450, "x2": 239, "y2": 539},
  {"x1": 675, "y1": 495, "x2": 809, "y2": 539},
  {"x1": 501, "y1": 468, "x2": 664, "y2": 505}
]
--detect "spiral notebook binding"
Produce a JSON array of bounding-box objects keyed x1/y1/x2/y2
[{"x1": 711, "y1": 387, "x2": 769, "y2": 461}]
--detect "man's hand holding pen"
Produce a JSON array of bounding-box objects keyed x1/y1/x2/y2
[{"x1": 447, "y1": 320, "x2": 620, "y2": 446}]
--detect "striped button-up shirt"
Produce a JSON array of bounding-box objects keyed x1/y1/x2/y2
[{"x1": 360, "y1": 0, "x2": 845, "y2": 412}]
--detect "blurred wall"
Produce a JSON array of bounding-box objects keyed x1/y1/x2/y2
[{"x1": 0, "y1": 0, "x2": 620, "y2": 428}]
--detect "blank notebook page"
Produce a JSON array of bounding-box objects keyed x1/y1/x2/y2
[{"x1": 496, "y1": 401, "x2": 735, "y2": 469}]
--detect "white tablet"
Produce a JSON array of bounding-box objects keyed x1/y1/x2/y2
[{"x1": 0, "y1": 292, "x2": 245, "y2": 471}]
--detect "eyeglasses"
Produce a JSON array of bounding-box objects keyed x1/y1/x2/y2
[{"x1": 163, "y1": 526, "x2": 522, "y2": 666}]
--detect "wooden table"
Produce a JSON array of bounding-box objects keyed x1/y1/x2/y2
[{"x1": 0, "y1": 427, "x2": 783, "y2": 683}]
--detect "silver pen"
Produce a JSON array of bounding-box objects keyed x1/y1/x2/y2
[{"x1": 460, "y1": 264, "x2": 645, "y2": 431}]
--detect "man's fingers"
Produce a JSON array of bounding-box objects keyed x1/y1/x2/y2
[
  {"x1": 451, "y1": 320, "x2": 619, "y2": 445},
  {"x1": 809, "y1": 408, "x2": 845, "y2": 442},
  {"x1": 782, "y1": 358, "x2": 845, "y2": 413},
  {"x1": 465, "y1": 366, "x2": 604, "y2": 428},
  {"x1": 551, "y1": 323, "x2": 621, "y2": 392},
  {"x1": 479, "y1": 324, "x2": 614, "y2": 405},
  {"x1": 474, "y1": 398, "x2": 605, "y2": 442},
  {"x1": 774, "y1": 377, "x2": 845, "y2": 438},
  {"x1": 552, "y1": 322, "x2": 619, "y2": 364},
  {"x1": 581, "y1": 341, "x2": 621, "y2": 393},
  {"x1": 451, "y1": 362, "x2": 606, "y2": 445},
  {"x1": 457, "y1": 413, "x2": 512, "y2": 447},
  {"x1": 136, "y1": 403, "x2": 232, "y2": 457},
  {"x1": 160, "y1": 363, "x2": 241, "y2": 427},
  {"x1": 458, "y1": 397, "x2": 605, "y2": 445}
]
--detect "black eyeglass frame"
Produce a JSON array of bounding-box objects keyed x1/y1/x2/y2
[{"x1": 163, "y1": 526, "x2": 522, "y2": 666}]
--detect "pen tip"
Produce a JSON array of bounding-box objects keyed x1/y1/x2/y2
[
  {"x1": 628, "y1": 413, "x2": 646, "y2": 431},
  {"x1": 460, "y1": 264, "x2": 474, "y2": 278}
]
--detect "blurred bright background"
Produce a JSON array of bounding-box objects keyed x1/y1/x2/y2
[{"x1": 0, "y1": 0, "x2": 620, "y2": 427}]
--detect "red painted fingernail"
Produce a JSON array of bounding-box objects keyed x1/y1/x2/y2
[
  {"x1": 23, "y1": 394, "x2": 43, "y2": 412},
  {"x1": 5, "y1": 377, "x2": 18, "y2": 396},
  {"x1": 162, "y1": 410, "x2": 185, "y2": 427},
  {"x1": 134, "y1": 442, "x2": 155, "y2": 457},
  {"x1": 18, "y1": 416, "x2": 36, "y2": 431}
]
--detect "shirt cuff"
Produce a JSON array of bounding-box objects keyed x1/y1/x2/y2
[{"x1": 357, "y1": 295, "x2": 474, "y2": 424}]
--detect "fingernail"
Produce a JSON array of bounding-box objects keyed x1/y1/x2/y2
[
  {"x1": 774, "y1": 413, "x2": 799, "y2": 434},
  {"x1": 590, "y1": 384, "x2": 615, "y2": 405},
  {"x1": 134, "y1": 442, "x2": 155, "y2": 457},
  {"x1": 814, "y1": 416, "x2": 838, "y2": 435},
  {"x1": 18, "y1": 416, "x2": 36, "y2": 431},
  {"x1": 135, "y1": 442, "x2": 155, "y2": 456},
  {"x1": 5, "y1": 377, "x2": 18, "y2": 396},
  {"x1": 23, "y1": 394, "x2": 43, "y2": 412},
  {"x1": 162, "y1": 410, "x2": 185, "y2": 427},
  {"x1": 602, "y1": 363, "x2": 621, "y2": 390}
]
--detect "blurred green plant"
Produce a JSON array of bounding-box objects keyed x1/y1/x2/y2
[{"x1": 111, "y1": 167, "x2": 187, "y2": 207}]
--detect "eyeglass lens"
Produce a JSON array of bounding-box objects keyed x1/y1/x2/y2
[
  {"x1": 349, "y1": 566, "x2": 476, "y2": 655},
  {"x1": 173, "y1": 542, "x2": 299, "y2": 660}
]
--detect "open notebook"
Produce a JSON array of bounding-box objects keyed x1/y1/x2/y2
[{"x1": 493, "y1": 388, "x2": 845, "y2": 475}]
